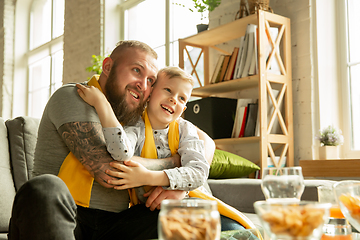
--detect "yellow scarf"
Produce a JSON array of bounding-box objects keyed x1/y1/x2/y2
[
  {"x1": 128, "y1": 109, "x2": 180, "y2": 206},
  {"x1": 137, "y1": 109, "x2": 263, "y2": 239},
  {"x1": 57, "y1": 76, "x2": 101, "y2": 207}
]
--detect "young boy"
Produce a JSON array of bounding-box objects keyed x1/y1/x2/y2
[{"x1": 76, "y1": 66, "x2": 209, "y2": 204}]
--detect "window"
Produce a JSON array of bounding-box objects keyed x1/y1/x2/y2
[
  {"x1": 28, "y1": 0, "x2": 64, "y2": 118},
  {"x1": 120, "y1": 0, "x2": 205, "y2": 89},
  {"x1": 340, "y1": 0, "x2": 360, "y2": 157}
]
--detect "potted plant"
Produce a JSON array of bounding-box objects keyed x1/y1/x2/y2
[
  {"x1": 175, "y1": 0, "x2": 221, "y2": 32},
  {"x1": 316, "y1": 125, "x2": 344, "y2": 159}
]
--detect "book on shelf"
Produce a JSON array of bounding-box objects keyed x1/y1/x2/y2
[
  {"x1": 235, "y1": 29, "x2": 249, "y2": 79},
  {"x1": 231, "y1": 106, "x2": 246, "y2": 138},
  {"x1": 233, "y1": 36, "x2": 245, "y2": 79},
  {"x1": 231, "y1": 98, "x2": 257, "y2": 138},
  {"x1": 238, "y1": 107, "x2": 248, "y2": 138},
  {"x1": 240, "y1": 24, "x2": 257, "y2": 78},
  {"x1": 248, "y1": 25, "x2": 258, "y2": 76},
  {"x1": 210, "y1": 55, "x2": 226, "y2": 84},
  {"x1": 218, "y1": 55, "x2": 231, "y2": 82},
  {"x1": 243, "y1": 102, "x2": 258, "y2": 137},
  {"x1": 223, "y1": 47, "x2": 239, "y2": 81}
]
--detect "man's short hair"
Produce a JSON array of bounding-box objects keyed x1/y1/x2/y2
[
  {"x1": 110, "y1": 40, "x2": 158, "y2": 61},
  {"x1": 158, "y1": 66, "x2": 195, "y2": 87}
]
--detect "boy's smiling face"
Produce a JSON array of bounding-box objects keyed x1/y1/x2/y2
[{"x1": 147, "y1": 73, "x2": 192, "y2": 130}]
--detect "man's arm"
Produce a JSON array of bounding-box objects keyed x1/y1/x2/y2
[
  {"x1": 58, "y1": 121, "x2": 118, "y2": 188},
  {"x1": 196, "y1": 127, "x2": 215, "y2": 165}
]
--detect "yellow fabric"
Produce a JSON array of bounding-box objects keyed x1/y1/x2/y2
[
  {"x1": 188, "y1": 189, "x2": 264, "y2": 240},
  {"x1": 138, "y1": 109, "x2": 263, "y2": 240},
  {"x1": 128, "y1": 109, "x2": 180, "y2": 206},
  {"x1": 57, "y1": 75, "x2": 101, "y2": 207}
]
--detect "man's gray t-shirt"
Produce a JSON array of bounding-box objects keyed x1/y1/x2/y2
[{"x1": 33, "y1": 82, "x2": 130, "y2": 213}]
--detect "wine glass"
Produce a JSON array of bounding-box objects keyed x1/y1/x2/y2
[
  {"x1": 317, "y1": 185, "x2": 345, "y2": 219},
  {"x1": 261, "y1": 166, "x2": 305, "y2": 202},
  {"x1": 333, "y1": 180, "x2": 360, "y2": 232}
]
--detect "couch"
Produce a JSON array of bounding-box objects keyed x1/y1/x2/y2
[{"x1": 0, "y1": 116, "x2": 337, "y2": 239}]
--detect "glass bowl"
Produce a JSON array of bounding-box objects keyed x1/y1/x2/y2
[
  {"x1": 158, "y1": 199, "x2": 221, "y2": 240},
  {"x1": 333, "y1": 180, "x2": 360, "y2": 232},
  {"x1": 254, "y1": 200, "x2": 331, "y2": 240}
]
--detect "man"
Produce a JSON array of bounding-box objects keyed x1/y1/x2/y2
[{"x1": 8, "y1": 40, "x2": 215, "y2": 240}]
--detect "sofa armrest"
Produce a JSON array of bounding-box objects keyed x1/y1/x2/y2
[{"x1": 6, "y1": 116, "x2": 40, "y2": 191}]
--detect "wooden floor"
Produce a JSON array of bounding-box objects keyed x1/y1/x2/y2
[{"x1": 299, "y1": 159, "x2": 360, "y2": 177}]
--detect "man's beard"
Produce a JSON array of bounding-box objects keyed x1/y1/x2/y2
[{"x1": 105, "y1": 67, "x2": 146, "y2": 126}]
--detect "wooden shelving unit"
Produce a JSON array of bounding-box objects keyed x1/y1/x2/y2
[{"x1": 179, "y1": 10, "x2": 294, "y2": 176}]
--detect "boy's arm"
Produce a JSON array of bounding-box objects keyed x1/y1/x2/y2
[
  {"x1": 76, "y1": 83, "x2": 119, "y2": 128},
  {"x1": 76, "y1": 83, "x2": 136, "y2": 161},
  {"x1": 107, "y1": 122, "x2": 211, "y2": 190}
]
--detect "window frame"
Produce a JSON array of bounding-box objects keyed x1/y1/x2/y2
[
  {"x1": 119, "y1": 0, "x2": 171, "y2": 66},
  {"x1": 26, "y1": 0, "x2": 64, "y2": 118},
  {"x1": 338, "y1": 0, "x2": 360, "y2": 158}
]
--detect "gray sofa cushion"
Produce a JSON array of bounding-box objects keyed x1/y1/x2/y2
[
  {"x1": 0, "y1": 118, "x2": 16, "y2": 233},
  {"x1": 208, "y1": 178, "x2": 338, "y2": 214},
  {"x1": 208, "y1": 179, "x2": 265, "y2": 213},
  {"x1": 6, "y1": 116, "x2": 40, "y2": 191}
]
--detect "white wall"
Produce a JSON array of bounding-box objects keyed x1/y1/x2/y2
[{"x1": 0, "y1": 0, "x2": 346, "y2": 162}]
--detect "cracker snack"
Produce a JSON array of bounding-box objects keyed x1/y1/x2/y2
[
  {"x1": 159, "y1": 208, "x2": 220, "y2": 240},
  {"x1": 261, "y1": 205, "x2": 325, "y2": 237}
]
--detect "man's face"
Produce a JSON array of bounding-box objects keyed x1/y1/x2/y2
[{"x1": 105, "y1": 48, "x2": 158, "y2": 125}]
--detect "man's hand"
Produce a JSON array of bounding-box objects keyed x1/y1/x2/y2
[{"x1": 143, "y1": 187, "x2": 186, "y2": 211}]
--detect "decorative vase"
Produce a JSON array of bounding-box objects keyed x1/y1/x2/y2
[
  {"x1": 319, "y1": 146, "x2": 339, "y2": 160},
  {"x1": 196, "y1": 24, "x2": 208, "y2": 33}
]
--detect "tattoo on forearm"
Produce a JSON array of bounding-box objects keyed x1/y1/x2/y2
[{"x1": 59, "y1": 122, "x2": 112, "y2": 184}]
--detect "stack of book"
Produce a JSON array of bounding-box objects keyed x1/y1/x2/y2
[
  {"x1": 231, "y1": 99, "x2": 258, "y2": 138},
  {"x1": 231, "y1": 88, "x2": 283, "y2": 139},
  {"x1": 210, "y1": 24, "x2": 281, "y2": 84}
]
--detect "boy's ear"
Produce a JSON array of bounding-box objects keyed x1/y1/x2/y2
[{"x1": 102, "y1": 57, "x2": 113, "y2": 77}]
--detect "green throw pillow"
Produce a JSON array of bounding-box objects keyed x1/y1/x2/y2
[{"x1": 209, "y1": 149, "x2": 260, "y2": 179}]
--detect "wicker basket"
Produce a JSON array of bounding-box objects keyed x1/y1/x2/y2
[
  {"x1": 236, "y1": 0, "x2": 273, "y2": 19},
  {"x1": 248, "y1": 0, "x2": 272, "y2": 14}
]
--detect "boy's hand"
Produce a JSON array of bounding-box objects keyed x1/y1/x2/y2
[
  {"x1": 106, "y1": 160, "x2": 150, "y2": 189},
  {"x1": 76, "y1": 83, "x2": 106, "y2": 107}
]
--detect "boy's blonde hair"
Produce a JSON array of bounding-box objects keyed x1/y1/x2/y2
[{"x1": 158, "y1": 66, "x2": 194, "y2": 87}]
